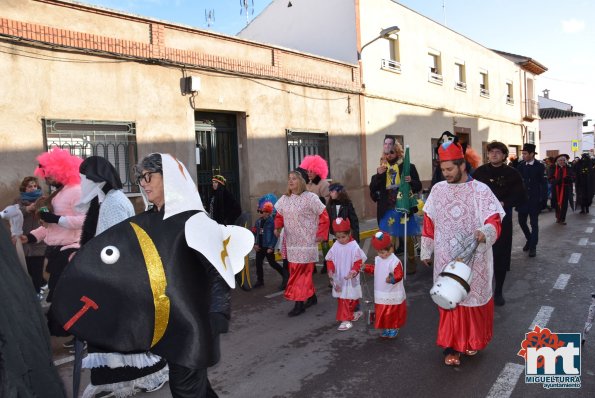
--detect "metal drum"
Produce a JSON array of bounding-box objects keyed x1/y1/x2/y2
[{"x1": 429, "y1": 260, "x2": 472, "y2": 309}]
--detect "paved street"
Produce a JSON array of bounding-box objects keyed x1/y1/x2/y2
[{"x1": 52, "y1": 210, "x2": 595, "y2": 397}]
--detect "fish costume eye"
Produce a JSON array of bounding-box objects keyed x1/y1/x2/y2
[{"x1": 100, "y1": 246, "x2": 120, "y2": 264}]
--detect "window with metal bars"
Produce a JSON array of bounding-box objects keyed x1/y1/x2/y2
[
  {"x1": 286, "y1": 129, "x2": 329, "y2": 176},
  {"x1": 42, "y1": 119, "x2": 138, "y2": 193}
]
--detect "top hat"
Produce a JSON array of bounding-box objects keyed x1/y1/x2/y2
[{"x1": 521, "y1": 143, "x2": 537, "y2": 154}]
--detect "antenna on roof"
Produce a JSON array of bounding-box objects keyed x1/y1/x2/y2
[
  {"x1": 240, "y1": 0, "x2": 255, "y2": 26},
  {"x1": 442, "y1": 0, "x2": 446, "y2": 26},
  {"x1": 205, "y1": 9, "x2": 215, "y2": 28}
]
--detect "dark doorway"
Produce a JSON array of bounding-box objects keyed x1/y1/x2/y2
[{"x1": 195, "y1": 112, "x2": 240, "y2": 207}]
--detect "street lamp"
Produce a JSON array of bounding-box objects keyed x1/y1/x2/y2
[{"x1": 357, "y1": 25, "x2": 400, "y2": 60}]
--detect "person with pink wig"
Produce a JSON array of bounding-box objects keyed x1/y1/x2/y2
[
  {"x1": 19, "y1": 148, "x2": 85, "y2": 303},
  {"x1": 300, "y1": 155, "x2": 330, "y2": 204}
]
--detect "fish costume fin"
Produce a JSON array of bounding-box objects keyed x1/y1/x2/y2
[{"x1": 185, "y1": 212, "x2": 254, "y2": 288}]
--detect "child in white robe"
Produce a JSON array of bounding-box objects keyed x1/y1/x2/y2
[
  {"x1": 325, "y1": 217, "x2": 367, "y2": 331},
  {"x1": 363, "y1": 231, "x2": 407, "y2": 338}
]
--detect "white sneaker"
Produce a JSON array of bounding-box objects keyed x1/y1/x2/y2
[
  {"x1": 338, "y1": 321, "x2": 353, "y2": 331},
  {"x1": 353, "y1": 311, "x2": 363, "y2": 322}
]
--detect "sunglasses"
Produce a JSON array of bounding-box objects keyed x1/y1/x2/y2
[{"x1": 136, "y1": 172, "x2": 156, "y2": 185}]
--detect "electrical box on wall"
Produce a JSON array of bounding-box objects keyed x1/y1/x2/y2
[{"x1": 181, "y1": 76, "x2": 201, "y2": 94}]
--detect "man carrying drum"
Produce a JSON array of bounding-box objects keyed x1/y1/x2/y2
[{"x1": 421, "y1": 141, "x2": 504, "y2": 367}]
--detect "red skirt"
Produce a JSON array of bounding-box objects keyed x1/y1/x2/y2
[
  {"x1": 436, "y1": 299, "x2": 494, "y2": 352},
  {"x1": 374, "y1": 303, "x2": 407, "y2": 329},
  {"x1": 336, "y1": 298, "x2": 359, "y2": 321},
  {"x1": 284, "y1": 262, "x2": 315, "y2": 301}
]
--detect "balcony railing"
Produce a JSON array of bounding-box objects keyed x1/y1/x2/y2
[
  {"x1": 381, "y1": 58, "x2": 401, "y2": 73},
  {"x1": 524, "y1": 99, "x2": 539, "y2": 121}
]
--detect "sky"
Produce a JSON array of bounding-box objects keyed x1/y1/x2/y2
[{"x1": 79, "y1": 0, "x2": 594, "y2": 122}]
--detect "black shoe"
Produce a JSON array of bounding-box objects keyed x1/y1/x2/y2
[
  {"x1": 288, "y1": 301, "x2": 305, "y2": 317},
  {"x1": 253, "y1": 281, "x2": 264, "y2": 288},
  {"x1": 522, "y1": 242, "x2": 529, "y2": 252},
  {"x1": 304, "y1": 294, "x2": 318, "y2": 309},
  {"x1": 320, "y1": 265, "x2": 327, "y2": 274},
  {"x1": 312, "y1": 266, "x2": 318, "y2": 274},
  {"x1": 529, "y1": 248, "x2": 536, "y2": 257},
  {"x1": 494, "y1": 295, "x2": 505, "y2": 306}
]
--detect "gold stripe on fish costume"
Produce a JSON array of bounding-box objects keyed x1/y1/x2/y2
[
  {"x1": 220, "y1": 235, "x2": 231, "y2": 270},
  {"x1": 130, "y1": 222, "x2": 170, "y2": 347}
]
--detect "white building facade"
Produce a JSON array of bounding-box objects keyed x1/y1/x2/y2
[
  {"x1": 240, "y1": 0, "x2": 547, "y2": 206},
  {"x1": 538, "y1": 94, "x2": 586, "y2": 158}
]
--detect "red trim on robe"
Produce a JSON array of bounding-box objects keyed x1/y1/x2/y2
[
  {"x1": 316, "y1": 209, "x2": 330, "y2": 240},
  {"x1": 351, "y1": 259, "x2": 362, "y2": 273},
  {"x1": 274, "y1": 213, "x2": 284, "y2": 229},
  {"x1": 327, "y1": 260, "x2": 336, "y2": 274},
  {"x1": 422, "y1": 215, "x2": 435, "y2": 239}
]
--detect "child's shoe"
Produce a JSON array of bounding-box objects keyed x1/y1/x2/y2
[
  {"x1": 385, "y1": 329, "x2": 399, "y2": 339},
  {"x1": 380, "y1": 329, "x2": 390, "y2": 338},
  {"x1": 353, "y1": 311, "x2": 363, "y2": 322},
  {"x1": 338, "y1": 321, "x2": 353, "y2": 331}
]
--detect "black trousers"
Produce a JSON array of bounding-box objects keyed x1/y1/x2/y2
[
  {"x1": 493, "y1": 211, "x2": 513, "y2": 296},
  {"x1": 517, "y1": 209, "x2": 539, "y2": 250},
  {"x1": 168, "y1": 363, "x2": 218, "y2": 398},
  {"x1": 254, "y1": 250, "x2": 284, "y2": 283},
  {"x1": 45, "y1": 247, "x2": 77, "y2": 303},
  {"x1": 26, "y1": 255, "x2": 45, "y2": 293}
]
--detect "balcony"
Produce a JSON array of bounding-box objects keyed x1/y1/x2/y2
[
  {"x1": 524, "y1": 99, "x2": 539, "y2": 121},
  {"x1": 428, "y1": 69, "x2": 443, "y2": 85},
  {"x1": 381, "y1": 58, "x2": 401, "y2": 73}
]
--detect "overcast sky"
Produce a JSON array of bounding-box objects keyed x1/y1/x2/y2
[{"x1": 79, "y1": 0, "x2": 594, "y2": 121}]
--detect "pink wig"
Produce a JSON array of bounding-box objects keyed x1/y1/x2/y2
[
  {"x1": 34, "y1": 148, "x2": 82, "y2": 185},
  {"x1": 299, "y1": 155, "x2": 328, "y2": 179}
]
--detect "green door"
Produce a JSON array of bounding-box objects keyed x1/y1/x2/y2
[{"x1": 195, "y1": 112, "x2": 240, "y2": 208}]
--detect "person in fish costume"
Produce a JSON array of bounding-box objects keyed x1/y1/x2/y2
[{"x1": 50, "y1": 153, "x2": 254, "y2": 398}]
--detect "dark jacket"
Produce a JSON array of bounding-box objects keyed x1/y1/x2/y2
[
  {"x1": 473, "y1": 164, "x2": 527, "y2": 210},
  {"x1": 516, "y1": 160, "x2": 546, "y2": 212},
  {"x1": 327, "y1": 200, "x2": 360, "y2": 243},
  {"x1": 253, "y1": 216, "x2": 277, "y2": 249},
  {"x1": 370, "y1": 161, "x2": 422, "y2": 223},
  {"x1": 209, "y1": 187, "x2": 241, "y2": 225},
  {"x1": 549, "y1": 164, "x2": 574, "y2": 210}
]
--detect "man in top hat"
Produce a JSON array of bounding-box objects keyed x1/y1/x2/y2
[
  {"x1": 473, "y1": 141, "x2": 527, "y2": 306},
  {"x1": 516, "y1": 143, "x2": 546, "y2": 257},
  {"x1": 421, "y1": 141, "x2": 504, "y2": 366}
]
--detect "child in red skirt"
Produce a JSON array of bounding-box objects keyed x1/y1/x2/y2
[
  {"x1": 325, "y1": 217, "x2": 367, "y2": 331},
  {"x1": 363, "y1": 231, "x2": 407, "y2": 338}
]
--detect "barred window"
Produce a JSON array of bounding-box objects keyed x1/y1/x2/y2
[
  {"x1": 286, "y1": 129, "x2": 329, "y2": 176},
  {"x1": 42, "y1": 119, "x2": 138, "y2": 193}
]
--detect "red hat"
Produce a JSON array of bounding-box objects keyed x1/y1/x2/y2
[
  {"x1": 333, "y1": 217, "x2": 351, "y2": 233},
  {"x1": 371, "y1": 231, "x2": 392, "y2": 250},
  {"x1": 438, "y1": 141, "x2": 464, "y2": 162},
  {"x1": 261, "y1": 202, "x2": 274, "y2": 213}
]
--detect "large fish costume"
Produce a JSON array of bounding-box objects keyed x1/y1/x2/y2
[{"x1": 51, "y1": 154, "x2": 254, "y2": 369}]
